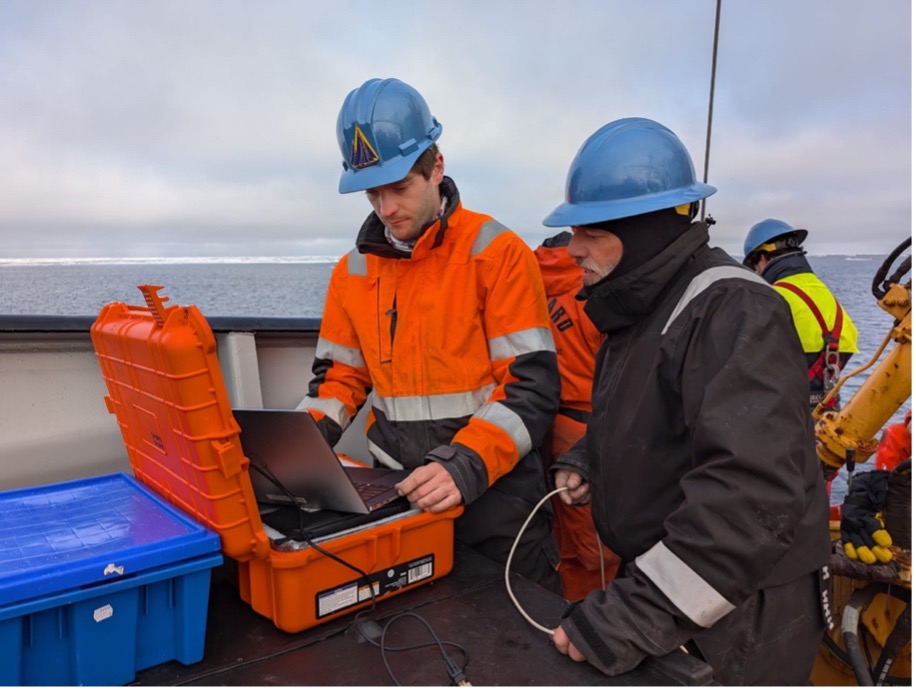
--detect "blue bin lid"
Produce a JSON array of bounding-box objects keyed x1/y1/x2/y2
[{"x1": 0, "y1": 473, "x2": 221, "y2": 607}]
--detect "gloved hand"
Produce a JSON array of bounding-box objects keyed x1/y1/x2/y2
[{"x1": 840, "y1": 470, "x2": 893, "y2": 564}]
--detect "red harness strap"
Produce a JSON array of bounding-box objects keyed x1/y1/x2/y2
[{"x1": 774, "y1": 281, "x2": 844, "y2": 384}]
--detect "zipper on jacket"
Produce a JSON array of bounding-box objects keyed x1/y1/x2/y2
[{"x1": 386, "y1": 295, "x2": 398, "y2": 345}]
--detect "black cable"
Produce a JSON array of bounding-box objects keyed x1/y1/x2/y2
[
  {"x1": 248, "y1": 462, "x2": 380, "y2": 603},
  {"x1": 859, "y1": 619, "x2": 877, "y2": 679},
  {"x1": 247, "y1": 462, "x2": 470, "y2": 685},
  {"x1": 379, "y1": 611, "x2": 471, "y2": 686},
  {"x1": 820, "y1": 631, "x2": 910, "y2": 686},
  {"x1": 872, "y1": 237, "x2": 911, "y2": 300},
  {"x1": 871, "y1": 597, "x2": 912, "y2": 685},
  {"x1": 843, "y1": 586, "x2": 879, "y2": 686}
]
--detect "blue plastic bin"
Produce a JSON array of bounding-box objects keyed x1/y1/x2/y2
[{"x1": 0, "y1": 473, "x2": 223, "y2": 686}]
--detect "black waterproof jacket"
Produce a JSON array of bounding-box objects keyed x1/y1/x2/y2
[{"x1": 555, "y1": 223, "x2": 831, "y2": 683}]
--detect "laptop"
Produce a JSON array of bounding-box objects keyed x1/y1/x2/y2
[{"x1": 233, "y1": 408, "x2": 410, "y2": 515}]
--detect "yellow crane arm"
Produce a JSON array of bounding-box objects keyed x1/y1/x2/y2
[{"x1": 815, "y1": 283, "x2": 912, "y2": 470}]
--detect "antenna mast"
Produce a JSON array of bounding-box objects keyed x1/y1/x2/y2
[{"x1": 701, "y1": 0, "x2": 722, "y2": 222}]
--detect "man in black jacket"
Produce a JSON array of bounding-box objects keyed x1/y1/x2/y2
[{"x1": 543, "y1": 118, "x2": 831, "y2": 685}]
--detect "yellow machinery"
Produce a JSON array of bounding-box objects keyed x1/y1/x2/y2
[{"x1": 810, "y1": 238, "x2": 911, "y2": 686}]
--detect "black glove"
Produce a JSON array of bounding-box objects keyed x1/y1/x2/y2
[{"x1": 840, "y1": 470, "x2": 893, "y2": 564}]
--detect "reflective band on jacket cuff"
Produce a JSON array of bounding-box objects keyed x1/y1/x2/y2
[
  {"x1": 489, "y1": 327, "x2": 556, "y2": 360},
  {"x1": 371, "y1": 385, "x2": 496, "y2": 422},
  {"x1": 474, "y1": 401, "x2": 532, "y2": 457},
  {"x1": 297, "y1": 395, "x2": 351, "y2": 431},
  {"x1": 634, "y1": 541, "x2": 735, "y2": 628},
  {"x1": 662, "y1": 266, "x2": 767, "y2": 334},
  {"x1": 315, "y1": 337, "x2": 366, "y2": 369}
]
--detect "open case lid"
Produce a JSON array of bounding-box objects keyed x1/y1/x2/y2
[
  {"x1": 0, "y1": 473, "x2": 221, "y2": 607},
  {"x1": 90, "y1": 285, "x2": 270, "y2": 561}
]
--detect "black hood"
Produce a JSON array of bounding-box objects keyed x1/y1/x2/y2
[
  {"x1": 584, "y1": 222, "x2": 710, "y2": 333},
  {"x1": 586, "y1": 207, "x2": 693, "y2": 280}
]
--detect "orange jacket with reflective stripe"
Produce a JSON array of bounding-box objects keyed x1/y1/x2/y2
[{"x1": 301, "y1": 178, "x2": 559, "y2": 502}]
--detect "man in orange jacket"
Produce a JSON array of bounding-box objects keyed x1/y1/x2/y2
[
  {"x1": 535, "y1": 232, "x2": 619, "y2": 600},
  {"x1": 298, "y1": 78, "x2": 562, "y2": 592}
]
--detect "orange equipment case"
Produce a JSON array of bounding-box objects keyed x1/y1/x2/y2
[{"x1": 90, "y1": 285, "x2": 461, "y2": 633}]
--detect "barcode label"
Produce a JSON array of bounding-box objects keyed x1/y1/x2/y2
[
  {"x1": 408, "y1": 559, "x2": 433, "y2": 584},
  {"x1": 315, "y1": 554, "x2": 436, "y2": 618}
]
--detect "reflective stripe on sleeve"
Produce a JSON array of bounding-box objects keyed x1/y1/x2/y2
[
  {"x1": 371, "y1": 385, "x2": 496, "y2": 422},
  {"x1": 470, "y1": 220, "x2": 510, "y2": 257},
  {"x1": 489, "y1": 327, "x2": 556, "y2": 361},
  {"x1": 662, "y1": 266, "x2": 767, "y2": 334},
  {"x1": 474, "y1": 401, "x2": 533, "y2": 457},
  {"x1": 316, "y1": 337, "x2": 366, "y2": 369},
  {"x1": 635, "y1": 541, "x2": 735, "y2": 628},
  {"x1": 367, "y1": 439, "x2": 405, "y2": 470},
  {"x1": 296, "y1": 395, "x2": 351, "y2": 431}
]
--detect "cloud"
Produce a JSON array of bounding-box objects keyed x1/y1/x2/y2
[{"x1": 0, "y1": 0, "x2": 910, "y2": 258}]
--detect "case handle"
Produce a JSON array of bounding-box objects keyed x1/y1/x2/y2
[{"x1": 138, "y1": 284, "x2": 171, "y2": 328}]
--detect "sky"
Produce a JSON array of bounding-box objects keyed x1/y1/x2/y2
[{"x1": 0, "y1": 0, "x2": 911, "y2": 260}]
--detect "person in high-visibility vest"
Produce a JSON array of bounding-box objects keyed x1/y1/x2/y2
[{"x1": 743, "y1": 219, "x2": 859, "y2": 410}]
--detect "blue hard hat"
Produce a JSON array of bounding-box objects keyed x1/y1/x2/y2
[
  {"x1": 742, "y1": 219, "x2": 808, "y2": 262},
  {"x1": 336, "y1": 78, "x2": 443, "y2": 194},
  {"x1": 543, "y1": 118, "x2": 716, "y2": 227}
]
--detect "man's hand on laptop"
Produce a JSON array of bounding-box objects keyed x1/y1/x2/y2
[{"x1": 396, "y1": 464, "x2": 462, "y2": 513}]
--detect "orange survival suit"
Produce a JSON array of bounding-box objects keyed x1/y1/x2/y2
[
  {"x1": 300, "y1": 177, "x2": 562, "y2": 590},
  {"x1": 535, "y1": 231, "x2": 619, "y2": 600}
]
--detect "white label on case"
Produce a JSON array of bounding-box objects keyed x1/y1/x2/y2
[{"x1": 93, "y1": 604, "x2": 114, "y2": 622}]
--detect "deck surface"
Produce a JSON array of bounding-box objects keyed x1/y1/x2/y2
[{"x1": 136, "y1": 544, "x2": 716, "y2": 686}]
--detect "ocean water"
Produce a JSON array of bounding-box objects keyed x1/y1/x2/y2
[
  {"x1": 0, "y1": 258, "x2": 336, "y2": 318},
  {"x1": 0, "y1": 253, "x2": 909, "y2": 501}
]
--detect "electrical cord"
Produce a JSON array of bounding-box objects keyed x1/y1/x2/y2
[
  {"x1": 507, "y1": 485, "x2": 691, "y2": 657},
  {"x1": 505, "y1": 486, "x2": 569, "y2": 634},
  {"x1": 377, "y1": 612, "x2": 471, "y2": 686},
  {"x1": 248, "y1": 461, "x2": 471, "y2": 685}
]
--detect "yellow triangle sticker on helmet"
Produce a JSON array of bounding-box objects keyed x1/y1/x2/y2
[{"x1": 351, "y1": 124, "x2": 380, "y2": 169}]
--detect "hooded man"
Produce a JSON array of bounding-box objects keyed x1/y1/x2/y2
[{"x1": 544, "y1": 118, "x2": 831, "y2": 684}]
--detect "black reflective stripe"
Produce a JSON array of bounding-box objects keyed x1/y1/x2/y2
[{"x1": 558, "y1": 407, "x2": 590, "y2": 424}]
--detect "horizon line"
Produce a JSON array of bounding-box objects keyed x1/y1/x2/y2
[{"x1": 0, "y1": 251, "x2": 889, "y2": 267}]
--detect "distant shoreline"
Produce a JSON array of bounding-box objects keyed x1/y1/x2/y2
[{"x1": 0, "y1": 256, "x2": 340, "y2": 267}]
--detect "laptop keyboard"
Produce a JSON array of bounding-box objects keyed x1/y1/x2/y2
[{"x1": 353, "y1": 482, "x2": 393, "y2": 501}]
